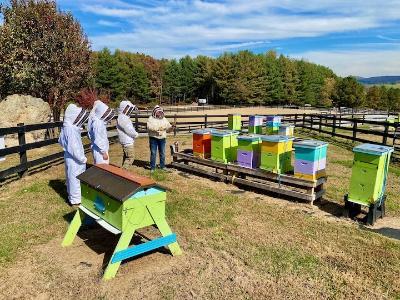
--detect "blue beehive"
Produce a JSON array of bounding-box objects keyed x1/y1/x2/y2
[{"x1": 293, "y1": 140, "x2": 328, "y2": 181}]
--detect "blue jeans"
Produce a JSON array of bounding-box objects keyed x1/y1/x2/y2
[{"x1": 149, "y1": 137, "x2": 166, "y2": 170}]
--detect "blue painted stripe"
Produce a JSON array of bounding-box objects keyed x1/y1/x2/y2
[{"x1": 111, "y1": 234, "x2": 177, "y2": 263}]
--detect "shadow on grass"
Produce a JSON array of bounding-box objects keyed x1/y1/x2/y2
[
  {"x1": 48, "y1": 179, "x2": 69, "y2": 202},
  {"x1": 62, "y1": 211, "x2": 172, "y2": 274},
  {"x1": 314, "y1": 198, "x2": 344, "y2": 217},
  {"x1": 132, "y1": 159, "x2": 150, "y2": 169},
  {"x1": 360, "y1": 225, "x2": 400, "y2": 241}
]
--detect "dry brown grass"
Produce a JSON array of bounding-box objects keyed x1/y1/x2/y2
[{"x1": 0, "y1": 134, "x2": 399, "y2": 299}]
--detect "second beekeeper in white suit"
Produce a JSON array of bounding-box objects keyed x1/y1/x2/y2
[{"x1": 88, "y1": 100, "x2": 114, "y2": 164}]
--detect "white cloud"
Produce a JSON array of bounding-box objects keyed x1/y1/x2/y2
[
  {"x1": 293, "y1": 49, "x2": 400, "y2": 77},
  {"x1": 377, "y1": 35, "x2": 400, "y2": 42},
  {"x1": 97, "y1": 19, "x2": 121, "y2": 27},
  {"x1": 78, "y1": 0, "x2": 400, "y2": 73},
  {"x1": 81, "y1": 5, "x2": 143, "y2": 17}
]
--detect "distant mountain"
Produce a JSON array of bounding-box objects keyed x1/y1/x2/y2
[{"x1": 357, "y1": 76, "x2": 400, "y2": 85}]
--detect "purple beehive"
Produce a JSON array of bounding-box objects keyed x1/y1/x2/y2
[
  {"x1": 237, "y1": 150, "x2": 260, "y2": 169},
  {"x1": 294, "y1": 158, "x2": 326, "y2": 175},
  {"x1": 249, "y1": 115, "x2": 264, "y2": 127}
]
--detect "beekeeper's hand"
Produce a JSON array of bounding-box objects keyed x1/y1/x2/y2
[{"x1": 102, "y1": 152, "x2": 109, "y2": 161}]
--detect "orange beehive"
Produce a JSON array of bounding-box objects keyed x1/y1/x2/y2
[{"x1": 192, "y1": 129, "x2": 212, "y2": 158}]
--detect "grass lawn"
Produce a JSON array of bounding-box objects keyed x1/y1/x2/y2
[{"x1": 0, "y1": 133, "x2": 399, "y2": 299}]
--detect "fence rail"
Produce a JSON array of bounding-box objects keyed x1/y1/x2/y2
[{"x1": 1, "y1": 111, "x2": 399, "y2": 181}]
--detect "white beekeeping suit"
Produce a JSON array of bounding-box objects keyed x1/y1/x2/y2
[
  {"x1": 59, "y1": 104, "x2": 90, "y2": 205},
  {"x1": 117, "y1": 100, "x2": 138, "y2": 146},
  {"x1": 88, "y1": 100, "x2": 114, "y2": 164}
]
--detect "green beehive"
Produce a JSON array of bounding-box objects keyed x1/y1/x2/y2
[
  {"x1": 62, "y1": 164, "x2": 181, "y2": 280},
  {"x1": 237, "y1": 134, "x2": 261, "y2": 151},
  {"x1": 260, "y1": 135, "x2": 294, "y2": 174},
  {"x1": 211, "y1": 130, "x2": 239, "y2": 163},
  {"x1": 248, "y1": 125, "x2": 263, "y2": 134},
  {"x1": 348, "y1": 144, "x2": 393, "y2": 206},
  {"x1": 228, "y1": 114, "x2": 242, "y2": 131},
  {"x1": 260, "y1": 151, "x2": 292, "y2": 173}
]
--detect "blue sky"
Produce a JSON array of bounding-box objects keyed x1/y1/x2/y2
[{"x1": 3, "y1": 0, "x2": 400, "y2": 77}]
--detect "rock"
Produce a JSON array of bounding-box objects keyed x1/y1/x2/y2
[{"x1": 0, "y1": 94, "x2": 52, "y2": 147}]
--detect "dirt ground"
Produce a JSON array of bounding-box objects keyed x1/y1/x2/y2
[{"x1": 0, "y1": 134, "x2": 400, "y2": 299}]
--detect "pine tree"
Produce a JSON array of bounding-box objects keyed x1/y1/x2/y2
[
  {"x1": 179, "y1": 56, "x2": 196, "y2": 102},
  {"x1": 336, "y1": 76, "x2": 365, "y2": 108},
  {"x1": 214, "y1": 53, "x2": 235, "y2": 104},
  {"x1": 193, "y1": 55, "x2": 215, "y2": 103},
  {"x1": 264, "y1": 50, "x2": 284, "y2": 105}
]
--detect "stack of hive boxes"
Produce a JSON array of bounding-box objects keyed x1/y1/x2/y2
[
  {"x1": 293, "y1": 140, "x2": 328, "y2": 181},
  {"x1": 248, "y1": 115, "x2": 264, "y2": 134},
  {"x1": 279, "y1": 124, "x2": 295, "y2": 136},
  {"x1": 348, "y1": 144, "x2": 393, "y2": 206},
  {"x1": 266, "y1": 116, "x2": 281, "y2": 134},
  {"x1": 236, "y1": 135, "x2": 261, "y2": 169},
  {"x1": 228, "y1": 114, "x2": 242, "y2": 131},
  {"x1": 192, "y1": 129, "x2": 212, "y2": 158},
  {"x1": 211, "y1": 130, "x2": 239, "y2": 163},
  {"x1": 260, "y1": 135, "x2": 294, "y2": 174}
]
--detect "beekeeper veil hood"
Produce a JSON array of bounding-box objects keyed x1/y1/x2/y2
[
  {"x1": 94, "y1": 100, "x2": 115, "y2": 122},
  {"x1": 128, "y1": 101, "x2": 138, "y2": 115},
  {"x1": 152, "y1": 105, "x2": 164, "y2": 119},
  {"x1": 63, "y1": 104, "x2": 89, "y2": 128},
  {"x1": 118, "y1": 100, "x2": 132, "y2": 116}
]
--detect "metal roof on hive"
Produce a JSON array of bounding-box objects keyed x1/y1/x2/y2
[{"x1": 77, "y1": 164, "x2": 157, "y2": 202}]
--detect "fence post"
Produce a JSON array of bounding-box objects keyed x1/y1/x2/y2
[
  {"x1": 17, "y1": 123, "x2": 28, "y2": 178},
  {"x1": 294, "y1": 114, "x2": 298, "y2": 126},
  {"x1": 134, "y1": 112, "x2": 139, "y2": 131},
  {"x1": 302, "y1": 114, "x2": 305, "y2": 127},
  {"x1": 310, "y1": 115, "x2": 314, "y2": 131},
  {"x1": 174, "y1": 114, "x2": 177, "y2": 137},
  {"x1": 318, "y1": 115, "x2": 322, "y2": 133},
  {"x1": 352, "y1": 120, "x2": 358, "y2": 142},
  {"x1": 339, "y1": 113, "x2": 342, "y2": 128},
  {"x1": 383, "y1": 123, "x2": 389, "y2": 145},
  {"x1": 332, "y1": 115, "x2": 336, "y2": 136},
  {"x1": 205, "y1": 114, "x2": 208, "y2": 128}
]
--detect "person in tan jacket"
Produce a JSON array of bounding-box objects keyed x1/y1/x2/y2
[{"x1": 147, "y1": 105, "x2": 175, "y2": 171}]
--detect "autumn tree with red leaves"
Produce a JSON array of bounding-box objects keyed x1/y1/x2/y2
[{"x1": 0, "y1": 0, "x2": 92, "y2": 120}]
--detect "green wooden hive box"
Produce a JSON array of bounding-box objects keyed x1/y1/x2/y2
[
  {"x1": 228, "y1": 114, "x2": 242, "y2": 131},
  {"x1": 61, "y1": 164, "x2": 182, "y2": 280},
  {"x1": 348, "y1": 144, "x2": 393, "y2": 206},
  {"x1": 211, "y1": 129, "x2": 239, "y2": 163}
]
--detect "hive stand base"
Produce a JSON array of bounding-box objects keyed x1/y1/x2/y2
[
  {"x1": 343, "y1": 194, "x2": 386, "y2": 226},
  {"x1": 61, "y1": 205, "x2": 182, "y2": 280}
]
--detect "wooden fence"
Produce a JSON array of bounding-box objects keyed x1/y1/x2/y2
[{"x1": 0, "y1": 112, "x2": 398, "y2": 181}]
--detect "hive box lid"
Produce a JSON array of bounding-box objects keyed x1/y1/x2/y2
[
  {"x1": 212, "y1": 129, "x2": 239, "y2": 137},
  {"x1": 294, "y1": 140, "x2": 328, "y2": 149},
  {"x1": 353, "y1": 143, "x2": 394, "y2": 155},
  {"x1": 237, "y1": 135, "x2": 261, "y2": 142},
  {"x1": 77, "y1": 164, "x2": 157, "y2": 202},
  {"x1": 260, "y1": 135, "x2": 294, "y2": 142},
  {"x1": 192, "y1": 128, "x2": 213, "y2": 135}
]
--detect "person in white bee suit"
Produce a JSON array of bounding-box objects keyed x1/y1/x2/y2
[
  {"x1": 59, "y1": 104, "x2": 90, "y2": 206},
  {"x1": 88, "y1": 100, "x2": 114, "y2": 164},
  {"x1": 117, "y1": 100, "x2": 139, "y2": 169}
]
